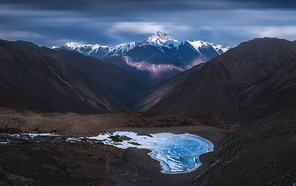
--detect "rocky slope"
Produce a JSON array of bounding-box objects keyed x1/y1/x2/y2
[
  {"x1": 0, "y1": 39, "x2": 129, "y2": 113},
  {"x1": 0, "y1": 77, "x2": 56, "y2": 112},
  {"x1": 14, "y1": 41, "x2": 148, "y2": 106},
  {"x1": 191, "y1": 107, "x2": 296, "y2": 186},
  {"x1": 135, "y1": 38, "x2": 296, "y2": 123}
]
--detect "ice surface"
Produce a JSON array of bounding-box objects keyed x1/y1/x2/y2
[
  {"x1": 22, "y1": 133, "x2": 60, "y2": 137},
  {"x1": 0, "y1": 131, "x2": 213, "y2": 174},
  {"x1": 0, "y1": 140, "x2": 10, "y2": 145},
  {"x1": 87, "y1": 131, "x2": 214, "y2": 174}
]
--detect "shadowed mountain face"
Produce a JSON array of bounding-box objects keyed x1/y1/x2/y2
[
  {"x1": 135, "y1": 38, "x2": 296, "y2": 123},
  {"x1": 0, "y1": 77, "x2": 56, "y2": 112},
  {"x1": 103, "y1": 41, "x2": 226, "y2": 87},
  {"x1": 13, "y1": 41, "x2": 148, "y2": 104},
  {"x1": 103, "y1": 45, "x2": 185, "y2": 87},
  {"x1": 0, "y1": 39, "x2": 130, "y2": 113},
  {"x1": 238, "y1": 56, "x2": 296, "y2": 123}
]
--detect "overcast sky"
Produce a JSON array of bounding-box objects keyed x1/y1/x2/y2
[{"x1": 1, "y1": 0, "x2": 296, "y2": 47}]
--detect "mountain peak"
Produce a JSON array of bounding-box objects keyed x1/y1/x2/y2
[
  {"x1": 143, "y1": 31, "x2": 179, "y2": 45},
  {"x1": 154, "y1": 31, "x2": 168, "y2": 36}
]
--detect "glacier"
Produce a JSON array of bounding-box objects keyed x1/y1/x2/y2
[{"x1": 88, "y1": 131, "x2": 214, "y2": 174}]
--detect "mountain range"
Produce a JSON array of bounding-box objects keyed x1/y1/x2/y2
[
  {"x1": 134, "y1": 38, "x2": 296, "y2": 124},
  {"x1": 2, "y1": 37, "x2": 296, "y2": 124},
  {"x1": 53, "y1": 31, "x2": 229, "y2": 87},
  {"x1": 1, "y1": 36, "x2": 296, "y2": 185}
]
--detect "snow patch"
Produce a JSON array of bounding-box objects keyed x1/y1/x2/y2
[
  {"x1": 163, "y1": 40, "x2": 180, "y2": 48},
  {"x1": 109, "y1": 42, "x2": 136, "y2": 54},
  {"x1": 187, "y1": 40, "x2": 206, "y2": 57},
  {"x1": 211, "y1": 44, "x2": 230, "y2": 54},
  {"x1": 187, "y1": 40, "x2": 230, "y2": 56}
]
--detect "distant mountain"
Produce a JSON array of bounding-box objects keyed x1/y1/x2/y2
[
  {"x1": 0, "y1": 39, "x2": 134, "y2": 113},
  {"x1": 134, "y1": 38, "x2": 296, "y2": 123},
  {"x1": 52, "y1": 42, "x2": 112, "y2": 59},
  {"x1": 108, "y1": 42, "x2": 136, "y2": 56},
  {"x1": 141, "y1": 31, "x2": 179, "y2": 45},
  {"x1": 52, "y1": 31, "x2": 182, "y2": 59},
  {"x1": 53, "y1": 31, "x2": 229, "y2": 87},
  {"x1": 103, "y1": 38, "x2": 229, "y2": 87}
]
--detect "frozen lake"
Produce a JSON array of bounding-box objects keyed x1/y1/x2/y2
[
  {"x1": 0, "y1": 131, "x2": 214, "y2": 174},
  {"x1": 88, "y1": 131, "x2": 214, "y2": 174}
]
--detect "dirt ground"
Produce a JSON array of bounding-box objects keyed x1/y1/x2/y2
[
  {"x1": 107, "y1": 127, "x2": 228, "y2": 186},
  {"x1": 0, "y1": 107, "x2": 229, "y2": 186},
  {"x1": 0, "y1": 107, "x2": 208, "y2": 136}
]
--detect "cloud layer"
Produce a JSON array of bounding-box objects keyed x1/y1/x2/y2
[{"x1": 1, "y1": 0, "x2": 296, "y2": 47}]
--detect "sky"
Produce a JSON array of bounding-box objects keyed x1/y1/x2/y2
[{"x1": 1, "y1": 0, "x2": 296, "y2": 48}]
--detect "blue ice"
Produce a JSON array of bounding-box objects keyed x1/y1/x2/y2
[{"x1": 89, "y1": 131, "x2": 214, "y2": 174}]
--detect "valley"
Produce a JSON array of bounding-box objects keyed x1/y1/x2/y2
[{"x1": 0, "y1": 36, "x2": 296, "y2": 185}]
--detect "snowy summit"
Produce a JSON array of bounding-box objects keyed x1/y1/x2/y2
[
  {"x1": 52, "y1": 31, "x2": 229, "y2": 60},
  {"x1": 142, "y1": 31, "x2": 179, "y2": 45}
]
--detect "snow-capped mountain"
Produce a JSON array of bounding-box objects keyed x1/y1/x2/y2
[
  {"x1": 52, "y1": 31, "x2": 229, "y2": 61},
  {"x1": 53, "y1": 42, "x2": 112, "y2": 59},
  {"x1": 52, "y1": 31, "x2": 177, "y2": 59},
  {"x1": 141, "y1": 31, "x2": 179, "y2": 45},
  {"x1": 108, "y1": 42, "x2": 136, "y2": 55},
  {"x1": 52, "y1": 42, "x2": 110, "y2": 53},
  {"x1": 53, "y1": 31, "x2": 230, "y2": 87}
]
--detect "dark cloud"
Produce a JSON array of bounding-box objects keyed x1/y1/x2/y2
[
  {"x1": 1, "y1": 0, "x2": 296, "y2": 47},
  {"x1": 3, "y1": 0, "x2": 296, "y2": 11}
]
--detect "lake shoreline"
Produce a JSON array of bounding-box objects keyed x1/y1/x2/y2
[{"x1": 106, "y1": 126, "x2": 228, "y2": 186}]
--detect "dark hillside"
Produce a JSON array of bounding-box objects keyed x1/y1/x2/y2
[
  {"x1": 191, "y1": 107, "x2": 296, "y2": 185},
  {"x1": 0, "y1": 77, "x2": 56, "y2": 112},
  {"x1": 135, "y1": 38, "x2": 296, "y2": 123},
  {"x1": 0, "y1": 39, "x2": 129, "y2": 113},
  {"x1": 13, "y1": 41, "x2": 148, "y2": 106}
]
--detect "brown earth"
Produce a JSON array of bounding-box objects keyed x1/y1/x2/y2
[
  {"x1": 190, "y1": 107, "x2": 296, "y2": 186},
  {"x1": 107, "y1": 127, "x2": 228, "y2": 186},
  {"x1": 0, "y1": 107, "x2": 235, "y2": 137},
  {"x1": 0, "y1": 136, "x2": 124, "y2": 186},
  {"x1": 0, "y1": 107, "x2": 229, "y2": 186}
]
